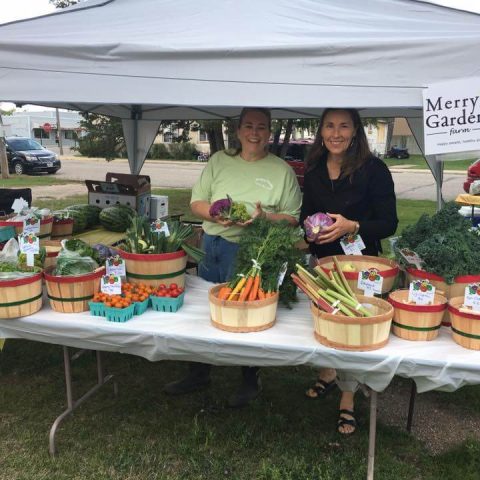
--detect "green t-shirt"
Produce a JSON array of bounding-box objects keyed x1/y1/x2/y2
[{"x1": 191, "y1": 150, "x2": 302, "y2": 242}]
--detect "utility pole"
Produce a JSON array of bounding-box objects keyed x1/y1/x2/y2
[
  {"x1": 0, "y1": 113, "x2": 10, "y2": 179},
  {"x1": 55, "y1": 108, "x2": 64, "y2": 155}
]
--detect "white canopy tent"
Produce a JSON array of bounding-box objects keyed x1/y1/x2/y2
[{"x1": 1, "y1": 0, "x2": 480, "y2": 201}]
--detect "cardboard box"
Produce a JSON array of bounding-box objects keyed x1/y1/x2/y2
[
  {"x1": 86, "y1": 172, "x2": 151, "y2": 216},
  {"x1": 149, "y1": 195, "x2": 169, "y2": 220}
]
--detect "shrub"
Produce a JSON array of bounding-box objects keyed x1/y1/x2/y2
[
  {"x1": 168, "y1": 142, "x2": 198, "y2": 160},
  {"x1": 147, "y1": 143, "x2": 172, "y2": 159}
]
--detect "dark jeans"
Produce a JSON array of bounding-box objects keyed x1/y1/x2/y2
[{"x1": 198, "y1": 233, "x2": 239, "y2": 283}]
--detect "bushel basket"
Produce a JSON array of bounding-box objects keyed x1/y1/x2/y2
[
  {"x1": 209, "y1": 283, "x2": 278, "y2": 333},
  {"x1": 0, "y1": 217, "x2": 53, "y2": 245},
  {"x1": 0, "y1": 272, "x2": 43, "y2": 319},
  {"x1": 448, "y1": 296, "x2": 480, "y2": 350},
  {"x1": 44, "y1": 267, "x2": 105, "y2": 313},
  {"x1": 311, "y1": 295, "x2": 394, "y2": 351},
  {"x1": 119, "y1": 249, "x2": 187, "y2": 288}
]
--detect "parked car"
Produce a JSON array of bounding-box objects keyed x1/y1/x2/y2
[
  {"x1": 3, "y1": 136, "x2": 61, "y2": 175},
  {"x1": 270, "y1": 140, "x2": 313, "y2": 189},
  {"x1": 463, "y1": 158, "x2": 480, "y2": 193},
  {"x1": 385, "y1": 146, "x2": 410, "y2": 159}
]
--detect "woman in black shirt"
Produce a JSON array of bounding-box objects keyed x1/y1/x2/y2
[{"x1": 300, "y1": 108, "x2": 398, "y2": 435}]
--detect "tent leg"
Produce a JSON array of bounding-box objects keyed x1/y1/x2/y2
[
  {"x1": 406, "y1": 380, "x2": 417, "y2": 432},
  {"x1": 367, "y1": 390, "x2": 378, "y2": 480}
]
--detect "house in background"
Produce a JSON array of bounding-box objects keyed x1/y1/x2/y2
[
  {"x1": 4, "y1": 110, "x2": 84, "y2": 153},
  {"x1": 391, "y1": 117, "x2": 422, "y2": 155}
]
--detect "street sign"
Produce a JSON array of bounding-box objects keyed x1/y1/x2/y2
[{"x1": 42, "y1": 123, "x2": 53, "y2": 133}]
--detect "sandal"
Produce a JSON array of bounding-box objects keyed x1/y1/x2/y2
[
  {"x1": 337, "y1": 409, "x2": 357, "y2": 436},
  {"x1": 305, "y1": 378, "x2": 337, "y2": 399}
]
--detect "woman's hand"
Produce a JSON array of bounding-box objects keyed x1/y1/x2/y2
[
  {"x1": 314, "y1": 213, "x2": 357, "y2": 244},
  {"x1": 215, "y1": 216, "x2": 235, "y2": 227},
  {"x1": 236, "y1": 201, "x2": 265, "y2": 227}
]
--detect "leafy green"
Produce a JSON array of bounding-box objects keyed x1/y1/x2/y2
[
  {"x1": 396, "y1": 202, "x2": 480, "y2": 283},
  {"x1": 233, "y1": 218, "x2": 305, "y2": 307}
]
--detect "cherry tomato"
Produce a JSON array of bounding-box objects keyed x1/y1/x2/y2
[
  {"x1": 158, "y1": 283, "x2": 166, "y2": 290},
  {"x1": 169, "y1": 283, "x2": 178, "y2": 290}
]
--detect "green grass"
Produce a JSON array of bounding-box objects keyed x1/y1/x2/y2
[
  {"x1": 1, "y1": 195, "x2": 480, "y2": 478},
  {"x1": 384, "y1": 154, "x2": 474, "y2": 171},
  {"x1": 0, "y1": 175, "x2": 79, "y2": 188}
]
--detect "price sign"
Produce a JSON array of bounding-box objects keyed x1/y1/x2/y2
[
  {"x1": 101, "y1": 274, "x2": 122, "y2": 295},
  {"x1": 464, "y1": 283, "x2": 480, "y2": 312},
  {"x1": 399, "y1": 248, "x2": 423, "y2": 270},
  {"x1": 19, "y1": 233, "x2": 40, "y2": 262},
  {"x1": 23, "y1": 216, "x2": 40, "y2": 234},
  {"x1": 340, "y1": 234, "x2": 365, "y2": 255},
  {"x1": 106, "y1": 255, "x2": 126, "y2": 276},
  {"x1": 408, "y1": 279, "x2": 436, "y2": 305},
  {"x1": 151, "y1": 219, "x2": 170, "y2": 237},
  {"x1": 357, "y1": 268, "x2": 383, "y2": 297}
]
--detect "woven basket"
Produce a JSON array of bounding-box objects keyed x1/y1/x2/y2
[
  {"x1": 209, "y1": 283, "x2": 278, "y2": 333},
  {"x1": 0, "y1": 217, "x2": 53, "y2": 245},
  {"x1": 42, "y1": 240, "x2": 63, "y2": 271},
  {"x1": 44, "y1": 267, "x2": 104, "y2": 313},
  {"x1": 316, "y1": 255, "x2": 399, "y2": 295},
  {"x1": 388, "y1": 289, "x2": 447, "y2": 341},
  {"x1": 448, "y1": 296, "x2": 480, "y2": 350},
  {"x1": 311, "y1": 295, "x2": 393, "y2": 351},
  {"x1": 119, "y1": 249, "x2": 187, "y2": 288},
  {"x1": 51, "y1": 218, "x2": 74, "y2": 238},
  {"x1": 406, "y1": 268, "x2": 480, "y2": 326},
  {"x1": 0, "y1": 272, "x2": 43, "y2": 319}
]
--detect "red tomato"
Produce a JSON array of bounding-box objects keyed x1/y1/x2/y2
[
  {"x1": 170, "y1": 290, "x2": 179, "y2": 298},
  {"x1": 158, "y1": 284, "x2": 166, "y2": 290},
  {"x1": 156, "y1": 290, "x2": 166, "y2": 297},
  {"x1": 169, "y1": 283, "x2": 178, "y2": 290},
  {"x1": 177, "y1": 287, "x2": 184, "y2": 293}
]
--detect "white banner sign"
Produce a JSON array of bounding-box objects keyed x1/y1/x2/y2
[{"x1": 423, "y1": 77, "x2": 480, "y2": 155}]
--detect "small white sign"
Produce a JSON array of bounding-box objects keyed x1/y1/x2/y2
[
  {"x1": 18, "y1": 233, "x2": 40, "y2": 255},
  {"x1": 408, "y1": 279, "x2": 436, "y2": 305},
  {"x1": 106, "y1": 255, "x2": 126, "y2": 276},
  {"x1": 11, "y1": 197, "x2": 29, "y2": 213},
  {"x1": 340, "y1": 234, "x2": 365, "y2": 255},
  {"x1": 423, "y1": 77, "x2": 480, "y2": 155},
  {"x1": 464, "y1": 283, "x2": 480, "y2": 312},
  {"x1": 357, "y1": 269, "x2": 383, "y2": 296},
  {"x1": 101, "y1": 274, "x2": 122, "y2": 295},
  {"x1": 151, "y1": 219, "x2": 170, "y2": 237},
  {"x1": 23, "y1": 216, "x2": 40, "y2": 234},
  {"x1": 399, "y1": 248, "x2": 423, "y2": 270}
]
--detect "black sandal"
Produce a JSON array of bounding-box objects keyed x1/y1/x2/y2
[
  {"x1": 305, "y1": 378, "x2": 337, "y2": 399},
  {"x1": 337, "y1": 409, "x2": 357, "y2": 436}
]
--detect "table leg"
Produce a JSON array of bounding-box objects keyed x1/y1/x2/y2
[
  {"x1": 367, "y1": 390, "x2": 377, "y2": 480},
  {"x1": 406, "y1": 380, "x2": 417, "y2": 433},
  {"x1": 49, "y1": 347, "x2": 115, "y2": 456}
]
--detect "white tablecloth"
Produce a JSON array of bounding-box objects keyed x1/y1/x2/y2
[{"x1": 1, "y1": 275, "x2": 480, "y2": 393}]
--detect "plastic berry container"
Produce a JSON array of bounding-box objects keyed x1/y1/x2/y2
[
  {"x1": 134, "y1": 297, "x2": 150, "y2": 316},
  {"x1": 150, "y1": 292, "x2": 185, "y2": 313},
  {"x1": 105, "y1": 303, "x2": 135, "y2": 323},
  {"x1": 88, "y1": 301, "x2": 106, "y2": 317}
]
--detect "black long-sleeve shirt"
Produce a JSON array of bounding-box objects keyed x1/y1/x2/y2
[{"x1": 300, "y1": 155, "x2": 398, "y2": 258}]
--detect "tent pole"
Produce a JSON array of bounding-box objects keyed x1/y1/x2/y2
[{"x1": 131, "y1": 105, "x2": 142, "y2": 174}]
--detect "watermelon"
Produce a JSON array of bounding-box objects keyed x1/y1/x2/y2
[
  {"x1": 65, "y1": 204, "x2": 102, "y2": 227},
  {"x1": 99, "y1": 205, "x2": 136, "y2": 232},
  {"x1": 67, "y1": 209, "x2": 88, "y2": 233}
]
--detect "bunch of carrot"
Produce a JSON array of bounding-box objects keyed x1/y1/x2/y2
[
  {"x1": 291, "y1": 256, "x2": 372, "y2": 317},
  {"x1": 217, "y1": 267, "x2": 276, "y2": 302}
]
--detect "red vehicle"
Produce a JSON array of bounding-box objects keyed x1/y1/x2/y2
[
  {"x1": 463, "y1": 159, "x2": 480, "y2": 193},
  {"x1": 270, "y1": 140, "x2": 313, "y2": 189}
]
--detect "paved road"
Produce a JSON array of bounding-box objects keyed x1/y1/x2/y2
[{"x1": 55, "y1": 157, "x2": 465, "y2": 201}]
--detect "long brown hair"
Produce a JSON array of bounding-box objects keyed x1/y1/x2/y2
[
  {"x1": 225, "y1": 107, "x2": 272, "y2": 157},
  {"x1": 306, "y1": 108, "x2": 371, "y2": 177}
]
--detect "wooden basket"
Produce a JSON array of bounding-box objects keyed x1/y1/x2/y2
[
  {"x1": 406, "y1": 268, "x2": 480, "y2": 326},
  {"x1": 0, "y1": 272, "x2": 43, "y2": 319},
  {"x1": 42, "y1": 240, "x2": 63, "y2": 271},
  {"x1": 448, "y1": 296, "x2": 480, "y2": 350},
  {"x1": 388, "y1": 289, "x2": 447, "y2": 341},
  {"x1": 119, "y1": 249, "x2": 187, "y2": 288},
  {"x1": 316, "y1": 255, "x2": 399, "y2": 294},
  {"x1": 51, "y1": 218, "x2": 74, "y2": 238},
  {"x1": 310, "y1": 295, "x2": 393, "y2": 351},
  {"x1": 0, "y1": 217, "x2": 53, "y2": 245},
  {"x1": 44, "y1": 267, "x2": 104, "y2": 313},
  {"x1": 209, "y1": 283, "x2": 278, "y2": 333}
]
